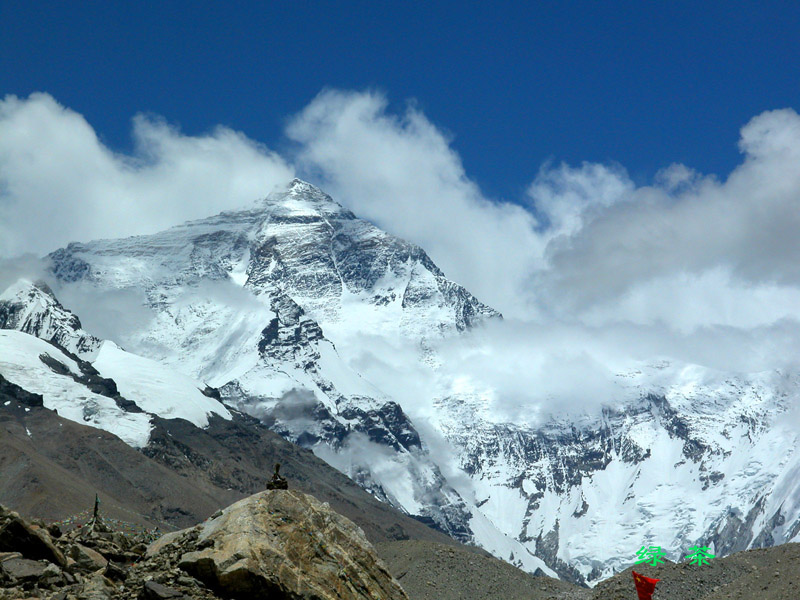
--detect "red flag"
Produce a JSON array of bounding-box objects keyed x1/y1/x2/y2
[{"x1": 632, "y1": 570, "x2": 660, "y2": 600}]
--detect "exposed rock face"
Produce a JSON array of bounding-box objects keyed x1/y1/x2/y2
[{"x1": 155, "y1": 490, "x2": 409, "y2": 600}]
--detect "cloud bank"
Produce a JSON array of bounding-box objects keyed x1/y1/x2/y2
[
  {"x1": 287, "y1": 91, "x2": 800, "y2": 335},
  {"x1": 3, "y1": 90, "x2": 800, "y2": 420},
  {"x1": 286, "y1": 89, "x2": 547, "y2": 317},
  {"x1": 0, "y1": 93, "x2": 294, "y2": 257}
]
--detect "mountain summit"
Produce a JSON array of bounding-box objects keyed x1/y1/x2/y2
[{"x1": 40, "y1": 178, "x2": 519, "y2": 564}]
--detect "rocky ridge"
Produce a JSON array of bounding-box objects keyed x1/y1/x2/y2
[
  {"x1": 0, "y1": 490, "x2": 410, "y2": 600},
  {"x1": 0, "y1": 280, "x2": 101, "y2": 359},
  {"x1": 4, "y1": 499, "x2": 799, "y2": 600}
]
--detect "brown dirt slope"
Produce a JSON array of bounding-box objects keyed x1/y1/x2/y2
[
  {"x1": 590, "y1": 542, "x2": 800, "y2": 600},
  {"x1": 376, "y1": 539, "x2": 589, "y2": 600},
  {"x1": 0, "y1": 379, "x2": 240, "y2": 530},
  {"x1": 376, "y1": 541, "x2": 800, "y2": 600},
  {"x1": 0, "y1": 373, "x2": 461, "y2": 546}
]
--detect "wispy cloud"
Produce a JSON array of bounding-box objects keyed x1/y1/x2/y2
[{"x1": 0, "y1": 93, "x2": 294, "y2": 257}]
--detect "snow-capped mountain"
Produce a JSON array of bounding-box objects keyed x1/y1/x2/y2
[
  {"x1": 42, "y1": 179, "x2": 508, "y2": 553},
  {"x1": 435, "y1": 363, "x2": 800, "y2": 582},
  {"x1": 4, "y1": 179, "x2": 800, "y2": 585}
]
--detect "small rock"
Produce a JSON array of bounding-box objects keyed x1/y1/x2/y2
[
  {"x1": 140, "y1": 580, "x2": 185, "y2": 599},
  {"x1": 104, "y1": 560, "x2": 128, "y2": 581},
  {"x1": 175, "y1": 575, "x2": 199, "y2": 587},
  {"x1": 130, "y1": 543, "x2": 148, "y2": 556},
  {"x1": 79, "y1": 572, "x2": 117, "y2": 600},
  {"x1": 0, "y1": 552, "x2": 22, "y2": 562},
  {"x1": 40, "y1": 562, "x2": 64, "y2": 587},
  {"x1": 47, "y1": 523, "x2": 63, "y2": 538}
]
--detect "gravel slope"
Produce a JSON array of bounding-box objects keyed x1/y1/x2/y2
[
  {"x1": 376, "y1": 539, "x2": 800, "y2": 600},
  {"x1": 375, "y1": 540, "x2": 589, "y2": 600}
]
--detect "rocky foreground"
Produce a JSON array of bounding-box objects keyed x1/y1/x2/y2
[
  {"x1": 0, "y1": 490, "x2": 408, "y2": 600},
  {"x1": 3, "y1": 489, "x2": 800, "y2": 600}
]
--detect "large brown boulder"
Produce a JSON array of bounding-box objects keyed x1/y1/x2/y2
[{"x1": 152, "y1": 490, "x2": 409, "y2": 600}]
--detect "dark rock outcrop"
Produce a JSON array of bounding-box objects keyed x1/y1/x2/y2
[{"x1": 0, "y1": 507, "x2": 65, "y2": 567}]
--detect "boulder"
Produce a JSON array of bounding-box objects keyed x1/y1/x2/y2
[
  {"x1": 68, "y1": 544, "x2": 108, "y2": 572},
  {"x1": 0, "y1": 506, "x2": 66, "y2": 567},
  {"x1": 77, "y1": 573, "x2": 116, "y2": 600},
  {"x1": 1, "y1": 556, "x2": 48, "y2": 584},
  {"x1": 152, "y1": 490, "x2": 409, "y2": 600},
  {"x1": 39, "y1": 562, "x2": 64, "y2": 588},
  {"x1": 103, "y1": 560, "x2": 128, "y2": 581}
]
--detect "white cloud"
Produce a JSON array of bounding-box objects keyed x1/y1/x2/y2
[
  {"x1": 0, "y1": 93, "x2": 294, "y2": 257},
  {"x1": 287, "y1": 89, "x2": 545, "y2": 318},
  {"x1": 3, "y1": 90, "x2": 800, "y2": 421},
  {"x1": 532, "y1": 108, "x2": 800, "y2": 331},
  {"x1": 286, "y1": 91, "x2": 800, "y2": 346},
  {"x1": 284, "y1": 94, "x2": 800, "y2": 421},
  {"x1": 527, "y1": 160, "x2": 634, "y2": 236}
]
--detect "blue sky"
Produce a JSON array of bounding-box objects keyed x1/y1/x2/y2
[
  {"x1": 3, "y1": 1, "x2": 800, "y2": 410},
  {"x1": 3, "y1": 1, "x2": 799, "y2": 199}
]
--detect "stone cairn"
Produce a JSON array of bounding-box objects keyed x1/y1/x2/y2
[{"x1": 266, "y1": 463, "x2": 288, "y2": 490}]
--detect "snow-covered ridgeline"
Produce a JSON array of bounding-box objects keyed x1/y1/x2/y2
[
  {"x1": 41, "y1": 179, "x2": 498, "y2": 540},
  {"x1": 0, "y1": 278, "x2": 102, "y2": 359},
  {"x1": 0, "y1": 280, "x2": 233, "y2": 439},
  {"x1": 429, "y1": 361, "x2": 800, "y2": 583}
]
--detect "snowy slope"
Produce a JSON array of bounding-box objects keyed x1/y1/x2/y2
[
  {"x1": 0, "y1": 329, "x2": 152, "y2": 447},
  {"x1": 427, "y1": 359, "x2": 800, "y2": 582},
  {"x1": 36, "y1": 178, "x2": 800, "y2": 584},
  {"x1": 93, "y1": 341, "x2": 231, "y2": 427}
]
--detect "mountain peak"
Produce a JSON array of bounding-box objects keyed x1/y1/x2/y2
[
  {"x1": 261, "y1": 178, "x2": 353, "y2": 220},
  {"x1": 288, "y1": 177, "x2": 322, "y2": 194},
  {"x1": 0, "y1": 278, "x2": 101, "y2": 359},
  {"x1": 0, "y1": 278, "x2": 55, "y2": 303}
]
